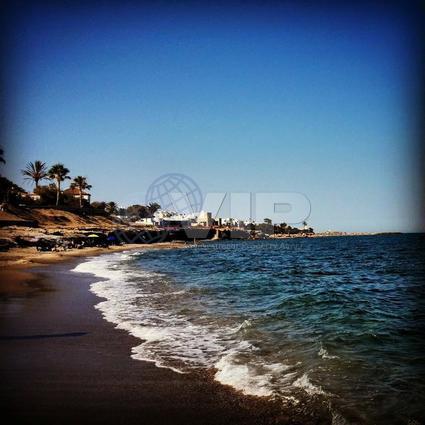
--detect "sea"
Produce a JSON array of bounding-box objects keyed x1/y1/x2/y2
[{"x1": 73, "y1": 235, "x2": 425, "y2": 424}]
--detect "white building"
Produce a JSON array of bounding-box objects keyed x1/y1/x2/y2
[
  {"x1": 153, "y1": 210, "x2": 195, "y2": 228},
  {"x1": 21, "y1": 192, "x2": 41, "y2": 201},
  {"x1": 134, "y1": 218, "x2": 155, "y2": 226},
  {"x1": 196, "y1": 211, "x2": 213, "y2": 227},
  {"x1": 222, "y1": 218, "x2": 238, "y2": 226}
]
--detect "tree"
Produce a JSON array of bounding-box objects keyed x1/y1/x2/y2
[
  {"x1": 48, "y1": 163, "x2": 70, "y2": 206},
  {"x1": 35, "y1": 184, "x2": 57, "y2": 205},
  {"x1": 70, "y1": 176, "x2": 92, "y2": 208},
  {"x1": 91, "y1": 201, "x2": 106, "y2": 211},
  {"x1": 246, "y1": 222, "x2": 256, "y2": 231},
  {"x1": 21, "y1": 161, "x2": 48, "y2": 189},
  {"x1": 275, "y1": 222, "x2": 287, "y2": 234},
  {"x1": 0, "y1": 148, "x2": 5, "y2": 164},
  {"x1": 147, "y1": 202, "x2": 160, "y2": 216},
  {"x1": 124, "y1": 203, "x2": 160, "y2": 219},
  {"x1": 105, "y1": 201, "x2": 118, "y2": 215},
  {"x1": 0, "y1": 176, "x2": 25, "y2": 204},
  {"x1": 126, "y1": 204, "x2": 148, "y2": 219}
]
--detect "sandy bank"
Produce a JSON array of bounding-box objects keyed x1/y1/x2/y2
[{"x1": 0, "y1": 242, "x2": 186, "y2": 298}]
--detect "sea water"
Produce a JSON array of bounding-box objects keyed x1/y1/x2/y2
[{"x1": 73, "y1": 235, "x2": 425, "y2": 424}]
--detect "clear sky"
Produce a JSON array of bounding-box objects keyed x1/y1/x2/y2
[{"x1": 3, "y1": 1, "x2": 423, "y2": 232}]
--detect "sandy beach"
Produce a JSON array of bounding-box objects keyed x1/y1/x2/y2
[
  {"x1": 0, "y1": 243, "x2": 185, "y2": 297},
  {"x1": 0, "y1": 244, "x2": 328, "y2": 425},
  {"x1": 1, "y1": 1, "x2": 422, "y2": 422}
]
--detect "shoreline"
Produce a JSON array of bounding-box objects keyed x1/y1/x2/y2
[
  {"x1": 0, "y1": 243, "x2": 330, "y2": 425},
  {"x1": 0, "y1": 242, "x2": 187, "y2": 298}
]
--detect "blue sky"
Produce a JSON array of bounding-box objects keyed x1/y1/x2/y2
[{"x1": 3, "y1": 2, "x2": 423, "y2": 232}]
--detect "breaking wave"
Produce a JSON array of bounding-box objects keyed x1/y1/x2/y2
[
  {"x1": 72, "y1": 252, "x2": 323, "y2": 402},
  {"x1": 71, "y1": 234, "x2": 425, "y2": 425}
]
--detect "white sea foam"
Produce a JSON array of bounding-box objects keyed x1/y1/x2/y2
[
  {"x1": 72, "y1": 253, "x2": 325, "y2": 403},
  {"x1": 234, "y1": 319, "x2": 253, "y2": 333},
  {"x1": 293, "y1": 373, "x2": 326, "y2": 396},
  {"x1": 73, "y1": 254, "x2": 231, "y2": 371},
  {"x1": 214, "y1": 353, "x2": 274, "y2": 397},
  {"x1": 318, "y1": 344, "x2": 339, "y2": 360},
  {"x1": 214, "y1": 345, "x2": 293, "y2": 398}
]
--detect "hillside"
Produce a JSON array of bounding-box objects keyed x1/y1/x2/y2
[
  {"x1": 0, "y1": 207, "x2": 119, "y2": 230},
  {"x1": 0, "y1": 207, "x2": 123, "y2": 249}
]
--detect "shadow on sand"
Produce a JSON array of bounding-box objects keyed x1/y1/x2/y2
[{"x1": 0, "y1": 332, "x2": 88, "y2": 340}]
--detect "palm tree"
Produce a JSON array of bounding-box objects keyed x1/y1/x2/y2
[
  {"x1": 0, "y1": 148, "x2": 5, "y2": 164},
  {"x1": 70, "y1": 176, "x2": 92, "y2": 208},
  {"x1": 48, "y1": 163, "x2": 70, "y2": 206},
  {"x1": 21, "y1": 161, "x2": 48, "y2": 189}
]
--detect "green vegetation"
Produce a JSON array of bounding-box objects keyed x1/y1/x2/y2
[
  {"x1": 105, "y1": 201, "x2": 118, "y2": 215},
  {"x1": 1, "y1": 152, "x2": 308, "y2": 235},
  {"x1": 0, "y1": 176, "x2": 25, "y2": 204},
  {"x1": 70, "y1": 176, "x2": 92, "y2": 208},
  {"x1": 21, "y1": 161, "x2": 48, "y2": 188},
  {"x1": 0, "y1": 153, "x2": 122, "y2": 215},
  {"x1": 123, "y1": 203, "x2": 160, "y2": 220},
  {"x1": 48, "y1": 164, "x2": 71, "y2": 206}
]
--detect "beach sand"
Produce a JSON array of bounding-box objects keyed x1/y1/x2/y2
[
  {"x1": 0, "y1": 245, "x2": 328, "y2": 425},
  {"x1": 0, "y1": 243, "x2": 184, "y2": 297}
]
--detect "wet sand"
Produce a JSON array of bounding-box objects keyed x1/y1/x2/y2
[
  {"x1": 0, "y1": 243, "x2": 185, "y2": 298},
  {"x1": 0, "y1": 248, "x2": 329, "y2": 425}
]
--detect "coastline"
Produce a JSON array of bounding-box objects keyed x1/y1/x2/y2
[
  {"x1": 0, "y1": 243, "x2": 186, "y2": 298},
  {"x1": 0, "y1": 244, "x2": 330, "y2": 425}
]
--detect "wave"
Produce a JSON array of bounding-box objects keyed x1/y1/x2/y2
[
  {"x1": 234, "y1": 319, "x2": 253, "y2": 333},
  {"x1": 214, "y1": 348, "x2": 286, "y2": 397},
  {"x1": 72, "y1": 253, "x2": 328, "y2": 403},
  {"x1": 293, "y1": 373, "x2": 326, "y2": 396},
  {"x1": 318, "y1": 344, "x2": 339, "y2": 360},
  {"x1": 213, "y1": 343, "x2": 302, "y2": 402},
  {"x1": 72, "y1": 253, "x2": 232, "y2": 371}
]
